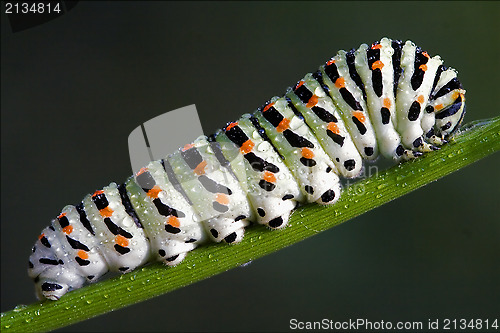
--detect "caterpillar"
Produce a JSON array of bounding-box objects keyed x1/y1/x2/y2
[{"x1": 28, "y1": 37, "x2": 466, "y2": 300}]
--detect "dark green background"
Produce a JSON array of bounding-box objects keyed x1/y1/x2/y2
[{"x1": 1, "y1": 1, "x2": 499, "y2": 332}]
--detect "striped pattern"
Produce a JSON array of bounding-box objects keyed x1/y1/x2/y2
[{"x1": 28, "y1": 38, "x2": 465, "y2": 300}]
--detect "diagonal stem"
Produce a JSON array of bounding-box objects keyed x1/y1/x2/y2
[{"x1": 2, "y1": 116, "x2": 499, "y2": 333}]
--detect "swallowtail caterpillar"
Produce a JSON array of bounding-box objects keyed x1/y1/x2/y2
[{"x1": 28, "y1": 37, "x2": 465, "y2": 300}]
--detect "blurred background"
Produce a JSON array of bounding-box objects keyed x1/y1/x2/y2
[{"x1": 1, "y1": 1, "x2": 499, "y2": 331}]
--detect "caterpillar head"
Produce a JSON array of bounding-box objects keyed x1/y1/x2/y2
[
  {"x1": 28, "y1": 225, "x2": 85, "y2": 300},
  {"x1": 435, "y1": 93, "x2": 466, "y2": 138},
  {"x1": 429, "y1": 66, "x2": 466, "y2": 139}
]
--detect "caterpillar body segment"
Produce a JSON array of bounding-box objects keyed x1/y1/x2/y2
[
  {"x1": 286, "y1": 73, "x2": 363, "y2": 178},
  {"x1": 167, "y1": 136, "x2": 254, "y2": 244},
  {"x1": 254, "y1": 96, "x2": 342, "y2": 205},
  {"x1": 215, "y1": 114, "x2": 304, "y2": 229},
  {"x1": 129, "y1": 161, "x2": 207, "y2": 266},
  {"x1": 28, "y1": 37, "x2": 466, "y2": 300},
  {"x1": 320, "y1": 52, "x2": 379, "y2": 161}
]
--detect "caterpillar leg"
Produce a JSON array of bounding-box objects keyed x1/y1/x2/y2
[
  {"x1": 317, "y1": 181, "x2": 342, "y2": 205},
  {"x1": 205, "y1": 217, "x2": 248, "y2": 243}
]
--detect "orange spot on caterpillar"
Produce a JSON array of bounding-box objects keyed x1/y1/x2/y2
[
  {"x1": 58, "y1": 213, "x2": 66, "y2": 219},
  {"x1": 326, "y1": 59, "x2": 336, "y2": 66},
  {"x1": 352, "y1": 111, "x2": 366, "y2": 123},
  {"x1": 417, "y1": 95, "x2": 425, "y2": 104},
  {"x1": 276, "y1": 118, "x2": 290, "y2": 133},
  {"x1": 99, "y1": 207, "x2": 113, "y2": 218},
  {"x1": 62, "y1": 225, "x2": 73, "y2": 234},
  {"x1": 38, "y1": 233, "x2": 45, "y2": 240},
  {"x1": 371, "y1": 43, "x2": 382, "y2": 50},
  {"x1": 215, "y1": 193, "x2": 229, "y2": 205},
  {"x1": 263, "y1": 171, "x2": 276, "y2": 183},
  {"x1": 327, "y1": 122, "x2": 340, "y2": 134},
  {"x1": 383, "y1": 98, "x2": 392, "y2": 108},
  {"x1": 371, "y1": 60, "x2": 384, "y2": 70},
  {"x1": 167, "y1": 216, "x2": 180, "y2": 228},
  {"x1": 419, "y1": 64, "x2": 427, "y2": 71},
  {"x1": 77, "y1": 250, "x2": 88, "y2": 260},
  {"x1": 193, "y1": 160, "x2": 208, "y2": 176},
  {"x1": 225, "y1": 122, "x2": 238, "y2": 131},
  {"x1": 181, "y1": 143, "x2": 195, "y2": 152},
  {"x1": 115, "y1": 235, "x2": 129, "y2": 247},
  {"x1": 92, "y1": 190, "x2": 104, "y2": 197},
  {"x1": 295, "y1": 80, "x2": 304, "y2": 89},
  {"x1": 301, "y1": 147, "x2": 314, "y2": 159},
  {"x1": 435, "y1": 104, "x2": 444, "y2": 111},
  {"x1": 306, "y1": 95, "x2": 318, "y2": 108},
  {"x1": 452, "y1": 91, "x2": 460, "y2": 100},
  {"x1": 147, "y1": 185, "x2": 162, "y2": 199},
  {"x1": 422, "y1": 51, "x2": 430, "y2": 59},
  {"x1": 240, "y1": 140, "x2": 255, "y2": 154},
  {"x1": 263, "y1": 102, "x2": 275, "y2": 112},
  {"x1": 335, "y1": 77, "x2": 345, "y2": 89}
]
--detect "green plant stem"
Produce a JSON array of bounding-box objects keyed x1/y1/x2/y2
[{"x1": 2, "y1": 116, "x2": 499, "y2": 333}]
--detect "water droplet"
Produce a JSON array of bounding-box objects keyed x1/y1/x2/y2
[
  {"x1": 25, "y1": 318, "x2": 31, "y2": 323},
  {"x1": 13, "y1": 305, "x2": 27, "y2": 312},
  {"x1": 208, "y1": 254, "x2": 213, "y2": 259},
  {"x1": 4, "y1": 325, "x2": 10, "y2": 329},
  {"x1": 402, "y1": 182, "x2": 408, "y2": 188},
  {"x1": 377, "y1": 184, "x2": 387, "y2": 190},
  {"x1": 376, "y1": 194, "x2": 383, "y2": 199},
  {"x1": 344, "y1": 204, "x2": 349, "y2": 209},
  {"x1": 129, "y1": 276, "x2": 135, "y2": 281},
  {"x1": 103, "y1": 294, "x2": 109, "y2": 299},
  {"x1": 257, "y1": 141, "x2": 271, "y2": 152},
  {"x1": 34, "y1": 310, "x2": 40, "y2": 316},
  {"x1": 65, "y1": 306, "x2": 71, "y2": 310},
  {"x1": 126, "y1": 287, "x2": 132, "y2": 291},
  {"x1": 86, "y1": 300, "x2": 92, "y2": 304},
  {"x1": 258, "y1": 235, "x2": 263, "y2": 240},
  {"x1": 240, "y1": 261, "x2": 252, "y2": 267}
]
